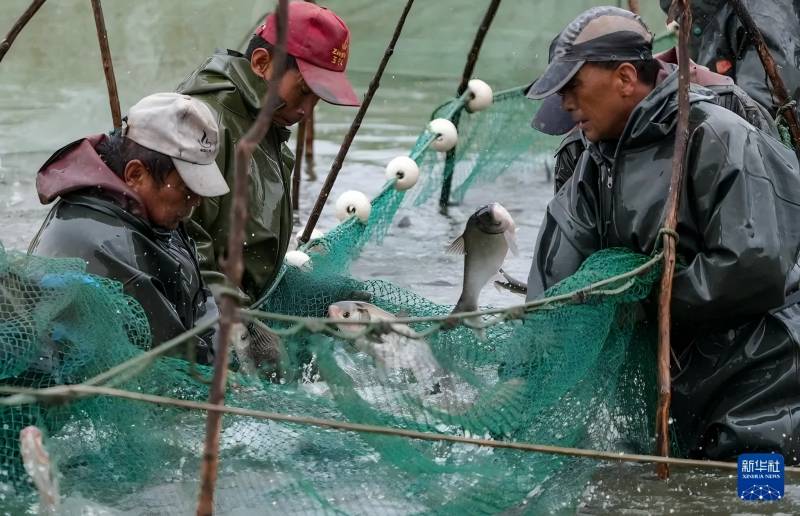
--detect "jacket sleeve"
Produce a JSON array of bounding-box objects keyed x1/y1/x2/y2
[
  {"x1": 671, "y1": 120, "x2": 799, "y2": 323},
  {"x1": 29, "y1": 211, "x2": 201, "y2": 351},
  {"x1": 526, "y1": 164, "x2": 601, "y2": 301}
]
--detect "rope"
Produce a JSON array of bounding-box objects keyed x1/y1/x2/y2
[{"x1": 2, "y1": 383, "x2": 798, "y2": 474}]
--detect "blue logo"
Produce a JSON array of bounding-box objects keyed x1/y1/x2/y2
[{"x1": 737, "y1": 453, "x2": 784, "y2": 501}]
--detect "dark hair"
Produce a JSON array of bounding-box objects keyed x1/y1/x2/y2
[
  {"x1": 591, "y1": 58, "x2": 660, "y2": 87},
  {"x1": 244, "y1": 34, "x2": 298, "y2": 69},
  {"x1": 96, "y1": 132, "x2": 175, "y2": 186}
]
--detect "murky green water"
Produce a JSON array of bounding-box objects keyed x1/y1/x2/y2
[{"x1": 2, "y1": 1, "x2": 797, "y2": 514}]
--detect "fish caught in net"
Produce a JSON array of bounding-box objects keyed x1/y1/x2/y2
[{"x1": 0, "y1": 87, "x2": 663, "y2": 514}]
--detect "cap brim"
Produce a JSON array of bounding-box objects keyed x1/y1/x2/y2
[
  {"x1": 297, "y1": 59, "x2": 360, "y2": 107},
  {"x1": 531, "y1": 94, "x2": 576, "y2": 136},
  {"x1": 526, "y1": 59, "x2": 585, "y2": 100},
  {"x1": 173, "y1": 159, "x2": 229, "y2": 197}
]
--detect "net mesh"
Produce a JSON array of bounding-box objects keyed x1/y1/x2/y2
[{"x1": 0, "y1": 88, "x2": 662, "y2": 514}]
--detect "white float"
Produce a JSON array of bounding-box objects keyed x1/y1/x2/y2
[
  {"x1": 293, "y1": 228, "x2": 324, "y2": 249},
  {"x1": 285, "y1": 250, "x2": 311, "y2": 269},
  {"x1": 428, "y1": 118, "x2": 458, "y2": 152},
  {"x1": 335, "y1": 190, "x2": 372, "y2": 222},
  {"x1": 466, "y1": 79, "x2": 493, "y2": 112},
  {"x1": 385, "y1": 156, "x2": 420, "y2": 191}
]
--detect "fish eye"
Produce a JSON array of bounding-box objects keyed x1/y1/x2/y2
[{"x1": 343, "y1": 311, "x2": 350, "y2": 318}]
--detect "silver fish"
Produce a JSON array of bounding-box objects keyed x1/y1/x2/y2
[
  {"x1": 19, "y1": 426, "x2": 59, "y2": 515},
  {"x1": 493, "y1": 267, "x2": 528, "y2": 296},
  {"x1": 448, "y1": 203, "x2": 518, "y2": 314},
  {"x1": 328, "y1": 301, "x2": 446, "y2": 392}
]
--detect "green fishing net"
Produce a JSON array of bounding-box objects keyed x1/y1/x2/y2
[{"x1": 0, "y1": 87, "x2": 663, "y2": 514}]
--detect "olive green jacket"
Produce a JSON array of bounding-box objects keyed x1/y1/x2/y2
[{"x1": 177, "y1": 49, "x2": 294, "y2": 301}]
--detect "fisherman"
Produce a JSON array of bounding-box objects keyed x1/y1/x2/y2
[
  {"x1": 28, "y1": 93, "x2": 229, "y2": 363},
  {"x1": 536, "y1": 39, "x2": 776, "y2": 193},
  {"x1": 525, "y1": 6, "x2": 800, "y2": 463},
  {"x1": 176, "y1": 2, "x2": 360, "y2": 302},
  {"x1": 660, "y1": 0, "x2": 800, "y2": 119}
]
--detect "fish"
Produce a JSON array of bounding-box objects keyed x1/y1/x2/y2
[
  {"x1": 19, "y1": 426, "x2": 59, "y2": 515},
  {"x1": 327, "y1": 301, "x2": 447, "y2": 393},
  {"x1": 448, "y1": 203, "x2": 518, "y2": 315},
  {"x1": 493, "y1": 268, "x2": 528, "y2": 296},
  {"x1": 232, "y1": 322, "x2": 285, "y2": 380}
]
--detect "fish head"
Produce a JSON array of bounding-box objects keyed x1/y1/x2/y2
[
  {"x1": 473, "y1": 203, "x2": 514, "y2": 234},
  {"x1": 328, "y1": 301, "x2": 375, "y2": 334},
  {"x1": 472, "y1": 203, "x2": 518, "y2": 255},
  {"x1": 328, "y1": 301, "x2": 372, "y2": 322}
]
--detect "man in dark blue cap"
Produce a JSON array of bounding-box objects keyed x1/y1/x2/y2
[{"x1": 525, "y1": 6, "x2": 800, "y2": 464}]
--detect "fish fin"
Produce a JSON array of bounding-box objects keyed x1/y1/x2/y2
[
  {"x1": 445, "y1": 235, "x2": 466, "y2": 255},
  {"x1": 504, "y1": 230, "x2": 519, "y2": 256}
]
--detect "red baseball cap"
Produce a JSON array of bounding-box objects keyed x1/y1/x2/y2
[{"x1": 257, "y1": 2, "x2": 360, "y2": 107}]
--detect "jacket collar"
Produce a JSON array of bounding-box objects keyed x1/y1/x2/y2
[
  {"x1": 588, "y1": 65, "x2": 716, "y2": 165},
  {"x1": 184, "y1": 50, "x2": 292, "y2": 142}
]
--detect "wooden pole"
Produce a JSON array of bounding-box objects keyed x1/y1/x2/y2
[
  {"x1": 439, "y1": 0, "x2": 502, "y2": 208},
  {"x1": 292, "y1": 120, "x2": 306, "y2": 211},
  {"x1": 90, "y1": 0, "x2": 122, "y2": 129},
  {"x1": 655, "y1": 0, "x2": 692, "y2": 481},
  {"x1": 0, "y1": 0, "x2": 47, "y2": 63},
  {"x1": 304, "y1": 110, "x2": 315, "y2": 180},
  {"x1": 728, "y1": 0, "x2": 800, "y2": 157},
  {"x1": 456, "y1": 0, "x2": 502, "y2": 95},
  {"x1": 628, "y1": 0, "x2": 640, "y2": 15},
  {"x1": 195, "y1": 1, "x2": 289, "y2": 514},
  {"x1": 298, "y1": 0, "x2": 416, "y2": 245}
]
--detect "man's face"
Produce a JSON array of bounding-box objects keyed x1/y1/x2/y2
[
  {"x1": 130, "y1": 165, "x2": 202, "y2": 229},
  {"x1": 272, "y1": 68, "x2": 320, "y2": 127},
  {"x1": 558, "y1": 63, "x2": 632, "y2": 143}
]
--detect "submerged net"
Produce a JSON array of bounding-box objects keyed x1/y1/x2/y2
[{"x1": 0, "y1": 86, "x2": 662, "y2": 514}]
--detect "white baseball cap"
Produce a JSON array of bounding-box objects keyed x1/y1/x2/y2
[{"x1": 124, "y1": 92, "x2": 229, "y2": 197}]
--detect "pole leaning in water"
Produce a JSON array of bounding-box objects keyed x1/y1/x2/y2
[
  {"x1": 90, "y1": 0, "x2": 121, "y2": 129},
  {"x1": 440, "y1": 0, "x2": 502, "y2": 209},
  {"x1": 0, "y1": 0, "x2": 47, "y2": 63},
  {"x1": 195, "y1": 1, "x2": 289, "y2": 514},
  {"x1": 655, "y1": 0, "x2": 692, "y2": 481},
  {"x1": 298, "y1": 0, "x2": 416, "y2": 245},
  {"x1": 292, "y1": 120, "x2": 306, "y2": 211},
  {"x1": 727, "y1": 0, "x2": 800, "y2": 156}
]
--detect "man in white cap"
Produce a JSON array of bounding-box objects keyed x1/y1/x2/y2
[{"x1": 29, "y1": 92, "x2": 229, "y2": 363}]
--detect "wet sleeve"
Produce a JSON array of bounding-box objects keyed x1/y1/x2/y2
[
  {"x1": 553, "y1": 138, "x2": 584, "y2": 194},
  {"x1": 671, "y1": 123, "x2": 794, "y2": 323},
  {"x1": 526, "y1": 175, "x2": 600, "y2": 301}
]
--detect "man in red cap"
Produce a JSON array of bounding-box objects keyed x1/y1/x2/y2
[{"x1": 177, "y1": 2, "x2": 359, "y2": 302}]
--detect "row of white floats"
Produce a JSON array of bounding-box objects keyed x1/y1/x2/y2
[{"x1": 288, "y1": 80, "x2": 493, "y2": 269}]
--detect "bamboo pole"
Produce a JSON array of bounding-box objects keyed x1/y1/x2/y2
[
  {"x1": 298, "y1": 0, "x2": 416, "y2": 245},
  {"x1": 655, "y1": 0, "x2": 692, "y2": 481},
  {"x1": 456, "y1": 0, "x2": 502, "y2": 96},
  {"x1": 728, "y1": 0, "x2": 800, "y2": 157},
  {"x1": 90, "y1": 0, "x2": 121, "y2": 129},
  {"x1": 440, "y1": 0, "x2": 502, "y2": 208},
  {"x1": 0, "y1": 0, "x2": 47, "y2": 63},
  {"x1": 292, "y1": 120, "x2": 306, "y2": 211},
  {"x1": 195, "y1": 1, "x2": 289, "y2": 513},
  {"x1": 304, "y1": 110, "x2": 315, "y2": 180}
]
